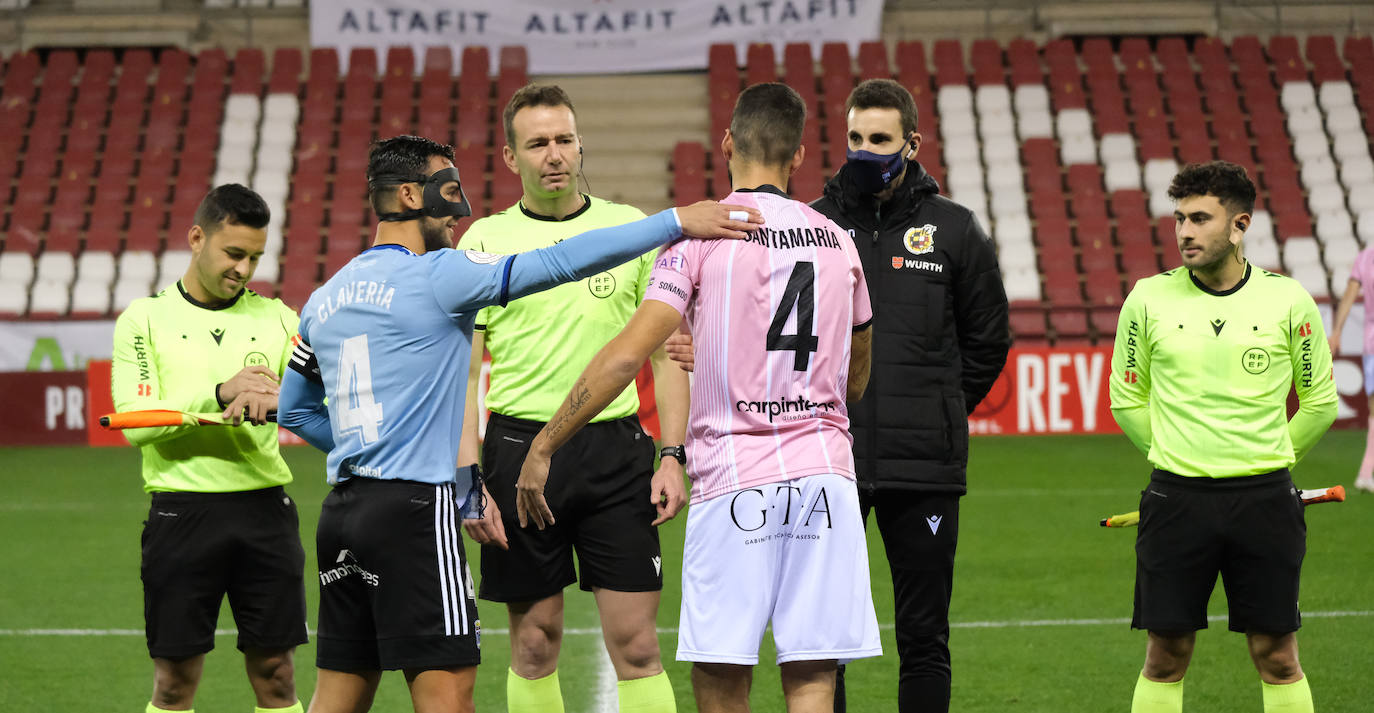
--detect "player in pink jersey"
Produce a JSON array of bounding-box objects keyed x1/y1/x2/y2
[
  {"x1": 1328, "y1": 244, "x2": 1374, "y2": 492},
  {"x1": 515, "y1": 83, "x2": 880, "y2": 713}
]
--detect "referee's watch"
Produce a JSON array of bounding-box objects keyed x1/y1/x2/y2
[{"x1": 659, "y1": 445, "x2": 686, "y2": 466}]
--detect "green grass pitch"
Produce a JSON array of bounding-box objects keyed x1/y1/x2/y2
[{"x1": 2, "y1": 432, "x2": 1371, "y2": 712}]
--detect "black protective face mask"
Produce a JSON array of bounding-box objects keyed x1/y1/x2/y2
[
  {"x1": 371, "y1": 167, "x2": 472, "y2": 222},
  {"x1": 844, "y1": 147, "x2": 907, "y2": 194}
]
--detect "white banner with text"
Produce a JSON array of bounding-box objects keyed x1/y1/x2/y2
[{"x1": 309, "y1": 0, "x2": 883, "y2": 74}]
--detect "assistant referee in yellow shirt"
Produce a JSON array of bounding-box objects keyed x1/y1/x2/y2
[
  {"x1": 111, "y1": 185, "x2": 307, "y2": 713},
  {"x1": 1110, "y1": 161, "x2": 1336, "y2": 713}
]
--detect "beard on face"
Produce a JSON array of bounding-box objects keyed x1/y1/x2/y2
[
  {"x1": 1183, "y1": 234, "x2": 1236, "y2": 272},
  {"x1": 419, "y1": 216, "x2": 453, "y2": 252}
]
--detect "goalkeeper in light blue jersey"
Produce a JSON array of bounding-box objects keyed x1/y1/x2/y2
[{"x1": 277, "y1": 135, "x2": 760, "y2": 713}]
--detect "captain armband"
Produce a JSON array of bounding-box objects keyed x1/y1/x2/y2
[{"x1": 288, "y1": 338, "x2": 322, "y2": 385}]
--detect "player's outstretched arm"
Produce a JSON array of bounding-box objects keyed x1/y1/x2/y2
[
  {"x1": 501, "y1": 202, "x2": 763, "y2": 305},
  {"x1": 516, "y1": 301, "x2": 684, "y2": 530}
]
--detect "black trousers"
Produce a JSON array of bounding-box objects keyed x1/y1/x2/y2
[{"x1": 836, "y1": 489, "x2": 960, "y2": 713}]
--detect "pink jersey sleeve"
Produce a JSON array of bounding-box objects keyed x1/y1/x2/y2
[
  {"x1": 1352, "y1": 247, "x2": 1371, "y2": 284},
  {"x1": 643, "y1": 240, "x2": 699, "y2": 316}
]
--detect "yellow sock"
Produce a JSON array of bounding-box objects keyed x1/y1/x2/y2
[
  {"x1": 1262, "y1": 677, "x2": 1314, "y2": 713},
  {"x1": 255, "y1": 703, "x2": 304, "y2": 713},
  {"x1": 617, "y1": 671, "x2": 676, "y2": 713},
  {"x1": 507, "y1": 668, "x2": 564, "y2": 713},
  {"x1": 146, "y1": 704, "x2": 192, "y2": 713},
  {"x1": 1131, "y1": 674, "x2": 1183, "y2": 713}
]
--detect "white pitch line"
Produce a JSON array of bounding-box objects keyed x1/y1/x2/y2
[
  {"x1": 6, "y1": 611, "x2": 1371, "y2": 638},
  {"x1": 593, "y1": 633, "x2": 617, "y2": 713}
]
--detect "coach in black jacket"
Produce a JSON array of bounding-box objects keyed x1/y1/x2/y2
[{"x1": 812, "y1": 79, "x2": 1010, "y2": 713}]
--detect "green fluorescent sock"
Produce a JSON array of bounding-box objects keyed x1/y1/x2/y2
[
  {"x1": 1131, "y1": 673, "x2": 1183, "y2": 713},
  {"x1": 507, "y1": 668, "x2": 564, "y2": 713}
]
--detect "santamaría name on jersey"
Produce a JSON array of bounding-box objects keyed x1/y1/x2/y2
[{"x1": 743, "y1": 226, "x2": 843, "y2": 251}]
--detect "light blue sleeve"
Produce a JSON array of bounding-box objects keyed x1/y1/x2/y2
[
  {"x1": 279, "y1": 366, "x2": 335, "y2": 453},
  {"x1": 430, "y1": 209, "x2": 682, "y2": 314},
  {"x1": 276, "y1": 316, "x2": 335, "y2": 453}
]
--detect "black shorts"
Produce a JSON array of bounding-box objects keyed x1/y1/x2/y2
[
  {"x1": 140, "y1": 486, "x2": 308, "y2": 659},
  {"x1": 478, "y1": 412, "x2": 662, "y2": 602},
  {"x1": 1133, "y1": 469, "x2": 1306, "y2": 634},
  {"x1": 315, "y1": 478, "x2": 481, "y2": 672}
]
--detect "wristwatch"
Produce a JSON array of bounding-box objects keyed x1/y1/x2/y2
[{"x1": 659, "y1": 445, "x2": 686, "y2": 466}]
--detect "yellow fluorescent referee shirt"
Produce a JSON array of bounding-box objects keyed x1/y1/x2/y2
[
  {"x1": 1109, "y1": 263, "x2": 1337, "y2": 478},
  {"x1": 111, "y1": 282, "x2": 299, "y2": 493},
  {"x1": 459, "y1": 196, "x2": 652, "y2": 422}
]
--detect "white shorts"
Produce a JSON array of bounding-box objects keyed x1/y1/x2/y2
[
  {"x1": 676, "y1": 472, "x2": 882, "y2": 665},
  {"x1": 1364, "y1": 355, "x2": 1374, "y2": 396}
]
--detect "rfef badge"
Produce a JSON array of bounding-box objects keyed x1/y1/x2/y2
[{"x1": 904, "y1": 224, "x2": 937, "y2": 255}]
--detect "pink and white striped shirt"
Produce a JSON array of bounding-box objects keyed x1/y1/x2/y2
[
  {"x1": 646, "y1": 188, "x2": 873, "y2": 504},
  {"x1": 1348, "y1": 246, "x2": 1374, "y2": 355}
]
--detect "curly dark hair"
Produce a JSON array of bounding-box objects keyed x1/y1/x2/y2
[
  {"x1": 367, "y1": 135, "x2": 456, "y2": 213},
  {"x1": 1167, "y1": 160, "x2": 1256, "y2": 216}
]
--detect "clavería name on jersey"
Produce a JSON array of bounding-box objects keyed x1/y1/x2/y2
[
  {"x1": 736, "y1": 395, "x2": 839, "y2": 423},
  {"x1": 744, "y1": 226, "x2": 843, "y2": 251},
  {"x1": 315, "y1": 280, "x2": 396, "y2": 324},
  {"x1": 729, "y1": 485, "x2": 833, "y2": 534}
]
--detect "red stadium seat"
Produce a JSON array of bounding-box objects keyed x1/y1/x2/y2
[
  {"x1": 672, "y1": 142, "x2": 707, "y2": 203},
  {"x1": 1089, "y1": 306, "x2": 1120, "y2": 340},
  {"x1": 269, "y1": 47, "x2": 303, "y2": 94},
  {"x1": 423, "y1": 46, "x2": 453, "y2": 76},
  {"x1": 1049, "y1": 308, "x2": 1090, "y2": 340},
  {"x1": 745, "y1": 43, "x2": 776, "y2": 86},
  {"x1": 932, "y1": 39, "x2": 966, "y2": 87},
  {"x1": 230, "y1": 47, "x2": 265, "y2": 94},
  {"x1": 386, "y1": 46, "x2": 415, "y2": 79},
  {"x1": 820, "y1": 42, "x2": 851, "y2": 80},
  {"x1": 970, "y1": 39, "x2": 1003, "y2": 86},
  {"x1": 1007, "y1": 39, "x2": 1042, "y2": 86},
  {"x1": 348, "y1": 48, "x2": 378, "y2": 79},
  {"x1": 1009, "y1": 303, "x2": 1048, "y2": 340},
  {"x1": 857, "y1": 41, "x2": 889, "y2": 80},
  {"x1": 1083, "y1": 270, "x2": 1123, "y2": 308},
  {"x1": 895, "y1": 40, "x2": 930, "y2": 90}
]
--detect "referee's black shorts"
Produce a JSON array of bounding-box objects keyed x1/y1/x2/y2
[
  {"x1": 141, "y1": 486, "x2": 308, "y2": 659},
  {"x1": 315, "y1": 477, "x2": 481, "y2": 672},
  {"x1": 1133, "y1": 468, "x2": 1306, "y2": 634},
  {"x1": 478, "y1": 412, "x2": 662, "y2": 602}
]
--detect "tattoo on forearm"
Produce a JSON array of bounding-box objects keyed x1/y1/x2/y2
[{"x1": 549, "y1": 379, "x2": 592, "y2": 438}]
